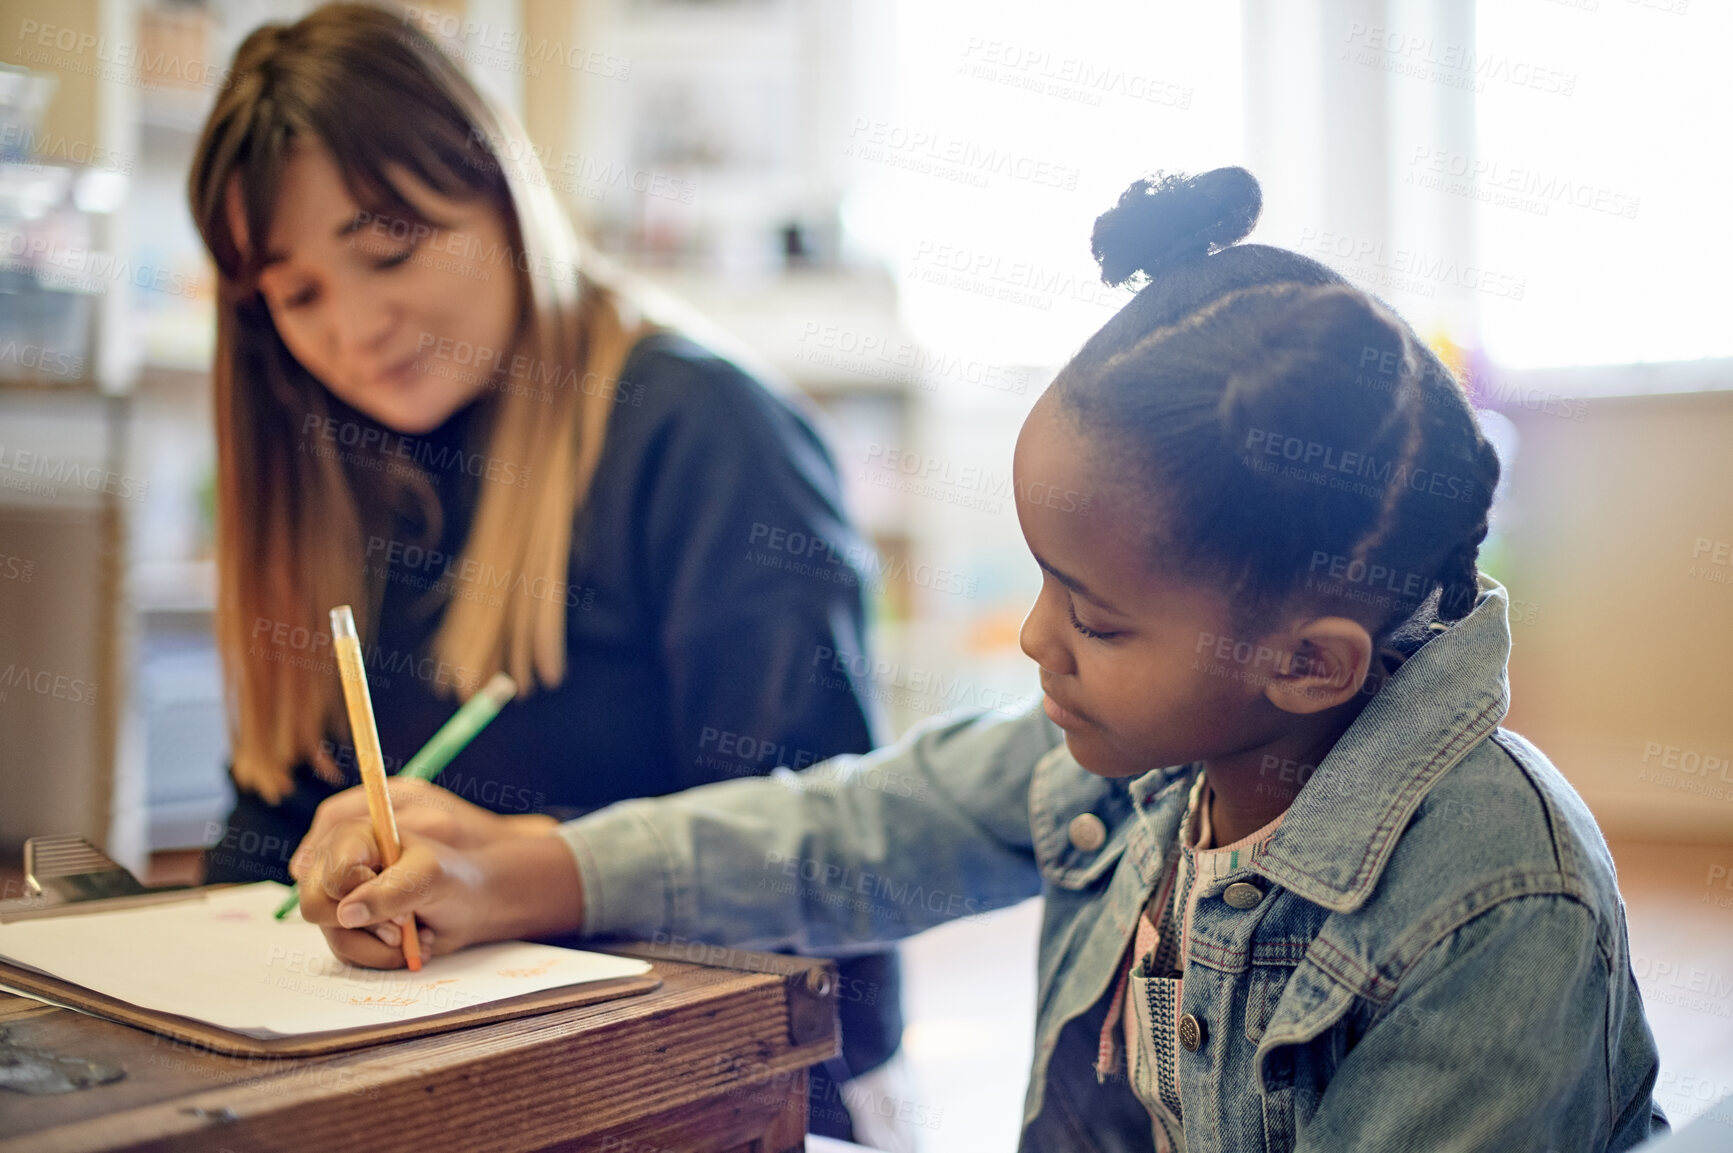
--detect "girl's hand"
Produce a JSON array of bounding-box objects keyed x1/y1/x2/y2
[
  {"x1": 295, "y1": 823, "x2": 490, "y2": 966},
  {"x1": 293, "y1": 778, "x2": 554, "y2": 870},
  {"x1": 293, "y1": 816, "x2": 586, "y2": 969}
]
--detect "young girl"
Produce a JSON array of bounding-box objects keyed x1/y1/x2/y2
[
  {"x1": 295, "y1": 167, "x2": 1668, "y2": 1151},
  {"x1": 189, "y1": 4, "x2": 906, "y2": 1142}
]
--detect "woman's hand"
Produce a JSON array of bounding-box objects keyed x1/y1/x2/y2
[{"x1": 290, "y1": 793, "x2": 585, "y2": 968}]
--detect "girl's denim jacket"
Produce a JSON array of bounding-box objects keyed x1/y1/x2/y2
[{"x1": 559, "y1": 579, "x2": 1668, "y2": 1151}]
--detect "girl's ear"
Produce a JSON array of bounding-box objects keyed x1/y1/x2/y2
[{"x1": 1262, "y1": 617, "x2": 1374, "y2": 715}]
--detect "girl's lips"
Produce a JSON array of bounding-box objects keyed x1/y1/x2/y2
[{"x1": 1043, "y1": 693, "x2": 1088, "y2": 729}]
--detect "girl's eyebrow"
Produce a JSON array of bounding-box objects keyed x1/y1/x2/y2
[{"x1": 1034, "y1": 555, "x2": 1125, "y2": 616}]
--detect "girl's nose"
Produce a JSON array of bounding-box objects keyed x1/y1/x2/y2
[{"x1": 1019, "y1": 587, "x2": 1076, "y2": 676}]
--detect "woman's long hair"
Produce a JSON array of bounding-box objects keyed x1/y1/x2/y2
[{"x1": 189, "y1": 3, "x2": 641, "y2": 800}]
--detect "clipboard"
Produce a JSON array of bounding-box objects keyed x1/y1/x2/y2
[{"x1": 0, "y1": 885, "x2": 661, "y2": 1058}]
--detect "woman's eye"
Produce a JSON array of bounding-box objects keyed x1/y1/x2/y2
[
  {"x1": 1068, "y1": 602, "x2": 1114, "y2": 640},
  {"x1": 374, "y1": 245, "x2": 415, "y2": 270},
  {"x1": 280, "y1": 286, "x2": 316, "y2": 310}
]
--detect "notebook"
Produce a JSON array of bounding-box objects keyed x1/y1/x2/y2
[{"x1": 0, "y1": 882, "x2": 656, "y2": 1053}]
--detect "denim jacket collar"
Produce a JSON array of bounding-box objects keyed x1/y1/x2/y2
[
  {"x1": 1251, "y1": 575, "x2": 1512, "y2": 913},
  {"x1": 1116, "y1": 576, "x2": 1512, "y2": 917}
]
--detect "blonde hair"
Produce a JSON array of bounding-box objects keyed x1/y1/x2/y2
[{"x1": 190, "y1": 3, "x2": 642, "y2": 800}]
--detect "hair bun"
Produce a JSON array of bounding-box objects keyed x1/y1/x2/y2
[{"x1": 1091, "y1": 167, "x2": 1262, "y2": 287}]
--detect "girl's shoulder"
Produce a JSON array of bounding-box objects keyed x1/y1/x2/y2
[{"x1": 1363, "y1": 727, "x2": 1627, "y2": 961}]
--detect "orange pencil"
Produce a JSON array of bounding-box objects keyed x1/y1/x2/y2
[{"x1": 329, "y1": 604, "x2": 422, "y2": 971}]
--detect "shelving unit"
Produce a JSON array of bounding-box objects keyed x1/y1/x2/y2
[
  {"x1": 555, "y1": 0, "x2": 1042, "y2": 739},
  {"x1": 0, "y1": 0, "x2": 228, "y2": 864},
  {"x1": 0, "y1": 0, "x2": 143, "y2": 856}
]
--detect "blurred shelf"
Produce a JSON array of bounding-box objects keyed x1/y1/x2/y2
[
  {"x1": 138, "y1": 84, "x2": 213, "y2": 136},
  {"x1": 133, "y1": 557, "x2": 214, "y2": 614},
  {"x1": 0, "y1": 376, "x2": 108, "y2": 395},
  {"x1": 135, "y1": 362, "x2": 208, "y2": 395},
  {"x1": 630, "y1": 263, "x2": 924, "y2": 395}
]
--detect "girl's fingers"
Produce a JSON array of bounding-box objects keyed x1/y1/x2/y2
[
  {"x1": 366, "y1": 917, "x2": 427, "y2": 952},
  {"x1": 332, "y1": 840, "x2": 448, "y2": 930},
  {"x1": 310, "y1": 819, "x2": 385, "y2": 901},
  {"x1": 390, "y1": 798, "x2": 458, "y2": 844},
  {"x1": 299, "y1": 787, "x2": 375, "y2": 871},
  {"x1": 320, "y1": 924, "x2": 414, "y2": 970},
  {"x1": 292, "y1": 818, "x2": 383, "y2": 930},
  {"x1": 296, "y1": 783, "x2": 482, "y2": 881}
]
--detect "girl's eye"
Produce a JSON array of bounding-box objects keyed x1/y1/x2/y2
[
  {"x1": 1068, "y1": 602, "x2": 1115, "y2": 640},
  {"x1": 374, "y1": 245, "x2": 415, "y2": 270},
  {"x1": 280, "y1": 286, "x2": 316, "y2": 310}
]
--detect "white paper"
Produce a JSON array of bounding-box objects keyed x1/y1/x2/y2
[{"x1": 0, "y1": 883, "x2": 650, "y2": 1038}]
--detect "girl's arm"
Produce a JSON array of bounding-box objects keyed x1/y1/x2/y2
[
  {"x1": 296, "y1": 705, "x2": 1055, "y2": 967},
  {"x1": 556, "y1": 704, "x2": 1052, "y2": 953}
]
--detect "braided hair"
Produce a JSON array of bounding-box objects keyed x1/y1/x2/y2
[{"x1": 1055, "y1": 167, "x2": 1501, "y2": 638}]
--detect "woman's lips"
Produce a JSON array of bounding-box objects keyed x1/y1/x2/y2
[{"x1": 375, "y1": 352, "x2": 422, "y2": 387}]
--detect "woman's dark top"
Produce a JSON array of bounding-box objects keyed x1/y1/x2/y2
[{"x1": 204, "y1": 331, "x2": 901, "y2": 1109}]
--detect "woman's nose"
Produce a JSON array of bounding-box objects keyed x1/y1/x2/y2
[{"x1": 328, "y1": 281, "x2": 395, "y2": 358}]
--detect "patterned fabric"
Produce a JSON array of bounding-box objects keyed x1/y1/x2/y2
[
  {"x1": 1130, "y1": 964, "x2": 1185, "y2": 1152},
  {"x1": 1095, "y1": 848, "x2": 1177, "y2": 1080},
  {"x1": 1095, "y1": 771, "x2": 1286, "y2": 1150}
]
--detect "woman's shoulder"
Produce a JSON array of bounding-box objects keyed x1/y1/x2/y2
[
  {"x1": 616, "y1": 330, "x2": 810, "y2": 436},
  {"x1": 596, "y1": 328, "x2": 843, "y2": 507}
]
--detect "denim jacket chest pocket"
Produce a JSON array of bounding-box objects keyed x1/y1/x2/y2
[
  {"x1": 1216, "y1": 896, "x2": 1335, "y2": 1046},
  {"x1": 1174, "y1": 882, "x2": 1355, "y2": 1151}
]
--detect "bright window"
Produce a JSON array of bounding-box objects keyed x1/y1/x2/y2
[
  {"x1": 1474, "y1": 0, "x2": 1733, "y2": 368},
  {"x1": 854, "y1": 0, "x2": 1244, "y2": 367}
]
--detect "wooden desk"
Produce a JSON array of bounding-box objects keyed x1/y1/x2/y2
[{"x1": 0, "y1": 942, "x2": 840, "y2": 1152}]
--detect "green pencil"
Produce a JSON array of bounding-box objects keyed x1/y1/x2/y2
[{"x1": 272, "y1": 672, "x2": 518, "y2": 919}]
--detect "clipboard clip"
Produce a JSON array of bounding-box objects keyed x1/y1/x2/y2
[{"x1": 23, "y1": 835, "x2": 151, "y2": 903}]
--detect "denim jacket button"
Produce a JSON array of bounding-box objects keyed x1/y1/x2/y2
[
  {"x1": 1068, "y1": 813, "x2": 1107, "y2": 852},
  {"x1": 1223, "y1": 881, "x2": 1264, "y2": 909},
  {"x1": 1178, "y1": 1012, "x2": 1207, "y2": 1052}
]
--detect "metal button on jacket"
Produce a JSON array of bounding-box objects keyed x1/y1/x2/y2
[
  {"x1": 1067, "y1": 813, "x2": 1107, "y2": 852},
  {"x1": 1178, "y1": 1012, "x2": 1207, "y2": 1052},
  {"x1": 1223, "y1": 881, "x2": 1264, "y2": 909}
]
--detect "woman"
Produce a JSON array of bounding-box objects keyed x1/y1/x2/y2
[{"x1": 189, "y1": 5, "x2": 907, "y2": 1145}]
